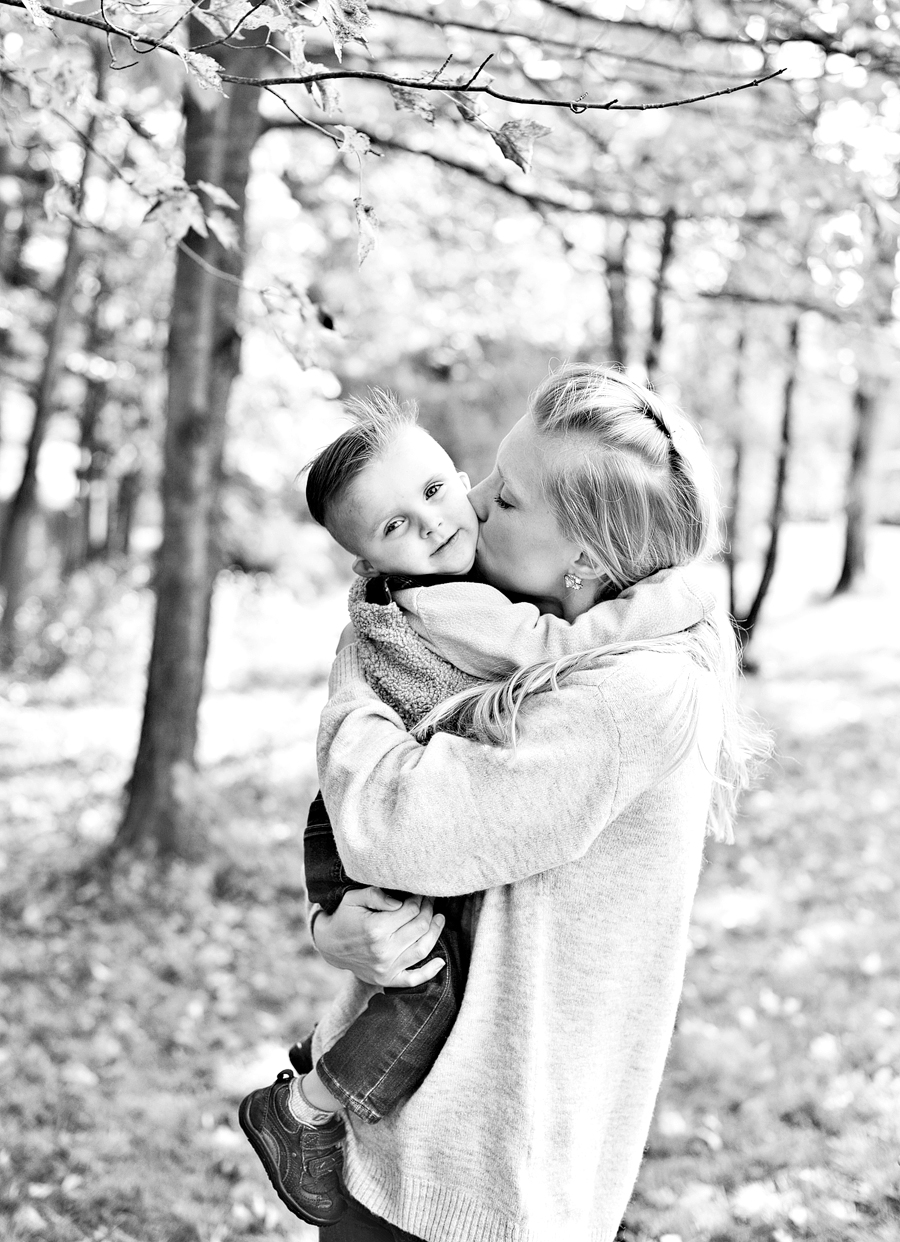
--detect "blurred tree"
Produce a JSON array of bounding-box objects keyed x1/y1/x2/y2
[
  {"x1": 0, "y1": 48, "x2": 103, "y2": 664},
  {"x1": 114, "y1": 26, "x2": 269, "y2": 858}
]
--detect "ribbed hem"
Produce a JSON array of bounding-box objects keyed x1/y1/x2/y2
[
  {"x1": 342, "y1": 1147, "x2": 621, "y2": 1242},
  {"x1": 327, "y1": 643, "x2": 364, "y2": 695}
]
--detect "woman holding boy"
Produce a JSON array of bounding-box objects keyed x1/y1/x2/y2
[{"x1": 259, "y1": 365, "x2": 758, "y2": 1241}]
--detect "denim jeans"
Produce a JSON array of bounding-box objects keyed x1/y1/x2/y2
[
  {"x1": 304, "y1": 792, "x2": 471, "y2": 1123},
  {"x1": 319, "y1": 1197, "x2": 425, "y2": 1241}
]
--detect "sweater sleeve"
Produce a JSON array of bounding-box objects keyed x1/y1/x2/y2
[
  {"x1": 317, "y1": 644, "x2": 692, "y2": 896},
  {"x1": 394, "y1": 567, "x2": 714, "y2": 678}
]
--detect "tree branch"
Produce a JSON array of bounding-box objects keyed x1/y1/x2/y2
[{"x1": 0, "y1": 0, "x2": 785, "y2": 110}]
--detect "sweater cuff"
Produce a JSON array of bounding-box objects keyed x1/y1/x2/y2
[{"x1": 327, "y1": 643, "x2": 369, "y2": 697}]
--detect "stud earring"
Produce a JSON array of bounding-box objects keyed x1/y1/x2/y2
[{"x1": 564, "y1": 573, "x2": 583, "y2": 591}]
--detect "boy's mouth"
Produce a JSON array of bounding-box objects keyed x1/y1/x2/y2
[{"x1": 431, "y1": 530, "x2": 459, "y2": 556}]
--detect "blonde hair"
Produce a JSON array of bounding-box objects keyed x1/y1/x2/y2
[{"x1": 414, "y1": 364, "x2": 769, "y2": 842}]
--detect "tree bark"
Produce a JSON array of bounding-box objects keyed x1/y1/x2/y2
[
  {"x1": 644, "y1": 207, "x2": 677, "y2": 384},
  {"x1": 833, "y1": 379, "x2": 883, "y2": 595},
  {"x1": 604, "y1": 220, "x2": 630, "y2": 367},
  {"x1": 724, "y1": 326, "x2": 747, "y2": 623},
  {"x1": 736, "y1": 316, "x2": 801, "y2": 650},
  {"x1": 115, "y1": 33, "x2": 267, "y2": 858}
]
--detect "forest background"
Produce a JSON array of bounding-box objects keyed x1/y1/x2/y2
[{"x1": 1, "y1": 1, "x2": 899, "y2": 1240}]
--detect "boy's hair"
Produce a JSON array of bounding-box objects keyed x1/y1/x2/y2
[{"x1": 305, "y1": 390, "x2": 419, "y2": 530}]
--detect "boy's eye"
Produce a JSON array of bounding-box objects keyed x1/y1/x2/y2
[
  {"x1": 494, "y1": 493, "x2": 513, "y2": 510},
  {"x1": 383, "y1": 518, "x2": 405, "y2": 536},
  {"x1": 424, "y1": 482, "x2": 443, "y2": 500}
]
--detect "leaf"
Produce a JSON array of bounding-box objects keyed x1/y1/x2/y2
[
  {"x1": 336, "y1": 126, "x2": 371, "y2": 157},
  {"x1": 287, "y1": 28, "x2": 341, "y2": 114},
  {"x1": 22, "y1": 0, "x2": 53, "y2": 27},
  {"x1": 353, "y1": 196, "x2": 378, "y2": 266},
  {"x1": 451, "y1": 90, "x2": 483, "y2": 124},
  {"x1": 388, "y1": 85, "x2": 435, "y2": 124},
  {"x1": 177, "y1": 49, "x2": 227, "y2": 96},
  {"x1": 145, "y1": 188, "x2": 208, "y2": 243},
  {"x1": 207, "y1": 210, "x2": 239, "y2": 250},
  {"x1": 317, "y1": 0, "x2": 371, "y2": 62},
  {"x1": 197, "y1": 180, "x2": 239, "y2": 210},
  {"x1": 491, "y1": 120, "x2": 551, "y2": 173}
]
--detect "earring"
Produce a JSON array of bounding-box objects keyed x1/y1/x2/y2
[{"x1": 564, "y1": 572, "x2": 583, "y2": 591}]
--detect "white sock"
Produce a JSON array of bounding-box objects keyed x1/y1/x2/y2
[{"x1": 285, "y1": 1074, "x2": 336, "y2": 1126}]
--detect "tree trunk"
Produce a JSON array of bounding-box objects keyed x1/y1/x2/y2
[
  {"x1": 65, "y1": 275, "x2": 110, "y2": 574},
  {"x1": 115, "y1": 33, "x2": 267, "y2": 858},
  {"x1": 644, "y1": 207, "x2": 677, "y2": 384},
  {"x1": 107, "y1": 467, "x2": 142, "y2": 559},
  {"x1": 736, "y1": 316, "x2": 801, "y2": 650},
  {"x1": 0, "y1": 212, "x2": 85, "y2": 663},
  {"x1": 724, "y1": 326, "x2": 747, "y2": 623},
  {"x1": 833, "y1": 378, "x2": 883, "y2": 595},
  {"x1": 604, "y1": 220, "x2": 630, "y2": 367},
  {"x1": 0, "y1": 55, "x2": 105, "y2": 663}
]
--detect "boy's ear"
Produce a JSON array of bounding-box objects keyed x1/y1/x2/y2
[
  {"x1": 457, "y1": 470, "x2": 471, "y2": 490},
  {"x1": 352, "y1": 555, "x2": 380, "y2": 579}
]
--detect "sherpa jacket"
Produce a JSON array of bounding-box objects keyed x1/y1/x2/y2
[{"x1": 314, "y1": 569, "x2": 722, "y2": 1242}]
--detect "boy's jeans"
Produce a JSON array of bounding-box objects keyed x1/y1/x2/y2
[{"x1": 304, "y1": 792, "x2": 470, "y2": 1123}]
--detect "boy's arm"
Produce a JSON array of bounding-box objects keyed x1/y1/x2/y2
[{"x1": 392, "y1": 566, "x2": 714, "y2": 678}]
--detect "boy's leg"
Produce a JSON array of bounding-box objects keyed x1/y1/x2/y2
[
  {"x1": 304, "y1": 791, "x2": 359, "y2": 913},
  {"x1": 314, "y1": 898, "x2": 469, "y2": 1124}
]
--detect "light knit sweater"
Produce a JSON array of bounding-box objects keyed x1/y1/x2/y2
[{"x1": 314, "y1": 569, "x2": 723, "y2": 1242}]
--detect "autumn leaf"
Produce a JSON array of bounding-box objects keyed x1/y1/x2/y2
[
  {"x1": 206, "y1": 210, "x2": 239, "y2": 250},
  {"x1": 336, "y1": 126, "x2": 371, "y2": 158},
  {"x1": 490, "y1": 120, "x2": 552, "y2": 173},
  {"x1": 287, "y1": 28, "x2": 341, "y2": 114},
  {"x1": 177, "y1": 49, "x2": 227, "y2": 96},
  {"x1": 451, "y1": 90, "x2": 484, "y2": 125},
  {"x1": 388, "y1": 86, "x2": 435, "y2": 124},
  {"x1": 145, "y1": 188, "x2": 208, "y2": 243},
  {"x1": 22, "y1": 0, "x2": 53, "y2": 28},
  {"x1": 317, "y1": 0, "x2": 371, "y2": 62},
  {"x1": 353, "y1": 196, "x2": 378, "y2": 265},
  {"x1": 197, "y1": 180, "x2": 239, "y2": 210}
]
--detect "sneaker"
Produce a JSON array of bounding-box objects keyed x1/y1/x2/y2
[{"x1": 238, "y1": 1069, "x2": 346, "y2": 1225}]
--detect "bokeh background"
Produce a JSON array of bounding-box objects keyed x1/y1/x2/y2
[{"x1": 1, "y1": 3, "x2": 899, "y2": 1240}]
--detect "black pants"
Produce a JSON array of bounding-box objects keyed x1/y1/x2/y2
[
  {"x1": 304, "y1": 792, "x2": 470, "y2": 1122},
  {"x1": 320, "y1": 1198, "x2": 426, "y2": 1241}
]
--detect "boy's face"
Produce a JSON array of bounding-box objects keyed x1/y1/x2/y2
[{"x1": 331, "y1": 427, "x2": 479, "y2": 578}]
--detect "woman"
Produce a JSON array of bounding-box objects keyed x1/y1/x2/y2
[{"x1": 307, "y1": 365, "x2": 756, "y2": 1242}]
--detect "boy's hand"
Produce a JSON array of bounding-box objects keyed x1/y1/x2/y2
[
  {"x1": 336, "y1": 622, "x2": 358, "y2": 653},
  {"x1": 312, "y1": 887, "x2": 446, "y2": 987}
]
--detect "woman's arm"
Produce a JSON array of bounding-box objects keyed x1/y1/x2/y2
[
  {"x1": 318, "y1": 645, "x2": 695, "y2": 896},
  {"x1": 394, "y1": 567, "x2": 713, "y2": 679}
]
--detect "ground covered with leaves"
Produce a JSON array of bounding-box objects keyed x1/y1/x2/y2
[{"x1": 1, "y1": 526, "x2": 898, "y2": 1242}]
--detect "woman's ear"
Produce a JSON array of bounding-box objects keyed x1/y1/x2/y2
[
  {"x1": 570, "y1": 550, "x2": 604, "y2": 582},
  {"x1": 457, "y1": 470, "x2": 471, "y2": 489},
  {"x1": 352, "y1": 556, "x2": 380, "y2": 578}
]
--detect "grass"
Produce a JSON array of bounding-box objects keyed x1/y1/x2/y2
[{"x1": 1, "y1": 525, "x2": 899, "y2": 1242}]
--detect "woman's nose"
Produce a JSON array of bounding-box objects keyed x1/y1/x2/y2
[{"x1": 467, "y1": 479, "x2": 489, "y2": 521}]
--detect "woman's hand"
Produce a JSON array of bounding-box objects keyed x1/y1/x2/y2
[{"x1": 312, "y1": 887, "x2": 446, "y2": 988}]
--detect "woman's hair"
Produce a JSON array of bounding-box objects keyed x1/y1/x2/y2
[
  {"x1": 305, "y1": 390, "x2": 418, "y2": 531},
  {"x1": 413, "y1": 364, "x2": 769, "y2": 842}
]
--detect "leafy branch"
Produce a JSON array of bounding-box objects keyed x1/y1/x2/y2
[{"x1": 2, "y1": 0, "x2": 785, "y2": 112}]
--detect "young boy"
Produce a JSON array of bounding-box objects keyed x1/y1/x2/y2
[{"x1": 238, "y1": 392, "x2": 706, "y2": 1226}]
